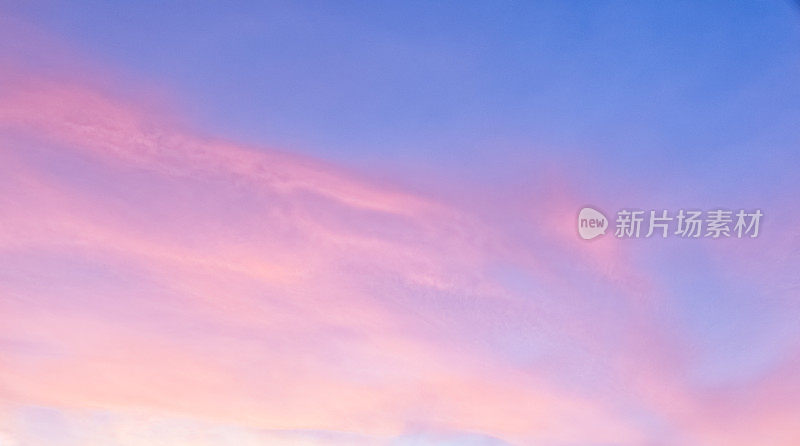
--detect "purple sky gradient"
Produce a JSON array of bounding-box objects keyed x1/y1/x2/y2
[{"x1": 1, "y1": 2, "x2": 800, "y2": 445}]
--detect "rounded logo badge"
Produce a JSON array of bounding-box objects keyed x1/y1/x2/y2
[{"x1": 578, "y1": 207, "x2": 608, "y2": 240}]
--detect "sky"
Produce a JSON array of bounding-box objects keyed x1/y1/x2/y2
[{"x1": 1, "y1": 1, "x2": 799, "y2": 445}]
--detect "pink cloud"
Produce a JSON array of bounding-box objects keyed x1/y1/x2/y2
[{"x1": 0, "y1": 41, "x2": 798, "y2": 446}]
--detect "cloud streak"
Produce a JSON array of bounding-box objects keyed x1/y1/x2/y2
[{"x1": 1, "y1": 27, "x2": 799, "y2": 446}]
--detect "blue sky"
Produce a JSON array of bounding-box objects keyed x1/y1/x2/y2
[
  {"x1": 7, "y1": 0, "x2": 800, "y2": 187},
  {"x1": 2, "y1": 2, "x2": 800, "y2": 444}
]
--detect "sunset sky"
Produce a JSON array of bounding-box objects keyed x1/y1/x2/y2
[{"x1": 1, "y1": 2, "x2": 800, "y2": 445}]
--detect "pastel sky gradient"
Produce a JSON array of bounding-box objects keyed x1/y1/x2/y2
[{"x1": 1, "y1": 2, "x2": 800, "y2": 445}]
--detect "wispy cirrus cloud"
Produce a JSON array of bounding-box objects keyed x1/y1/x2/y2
[
  {"x1": 1, "y1": 20, "x2": 799, "y2": 446},
  {"x1": 0, "y1": 67, "x2": 645, "y2": 445}
]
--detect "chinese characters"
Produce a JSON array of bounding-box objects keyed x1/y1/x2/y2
[{"x1": 614, "y1": 209, "x2": 762, "y2": 239}]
